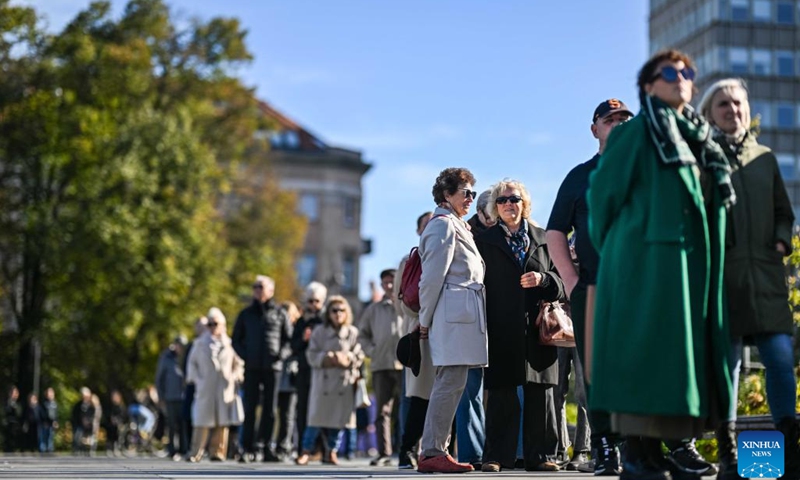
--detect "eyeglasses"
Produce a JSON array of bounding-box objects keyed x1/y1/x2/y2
[
  {"x1": 458, "y1": 188, "x2": 477, "y2": 200},
  {"x1": 495, "y1": 195, "x2": 523, "y2": 205},
  {"x1": 207, "y1": 322, "x2": 218, "y2": 328},
  {"x1": 307, "y1": 298, "x2": 321, "y2": 304},
  {"x1": 651, "y1": 65, "x2": 695, "y2": 83},
  {"x1": 330, "y1": 308, "x2": 346, "y2": 314},
  {"x1": 252, "y1": 284, "x2": 264, "y2": 290}
]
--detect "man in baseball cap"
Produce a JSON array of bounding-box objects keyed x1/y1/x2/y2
[{"x1": 545, "y1": 98, "x2": 633, "y2": 474}]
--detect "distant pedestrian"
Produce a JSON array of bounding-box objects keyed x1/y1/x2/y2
[
  {"x1": 232, "y1": 275, "x2": 292, "y2": 463},
  {"x1": 105, "y1": 390, "x2": 126, "y2": 456},
  {"x1": 71, "y1": 387, "x2": 96, "y2": 455},
  {"x1": 182, "y1": 316, "x2": 208, "y2": 449},
  {"x1": 358, "y1": 268, "x2": 404, "y2": 467},
  {"x1": 22, "y1": 393, "x2": 42, "y2": 452},
  {"x1": 3, "y1": 386, "x2": 22, "y2": 452},
  {"x1": 186, "y1": 307, "x2": 244, "y2": 462},
  {"x1": 38, "y1": 387, "x2": 58, "y2": 453},
  {"x1": 156, "y1": 335, "x2": 188, "y2": 459},
  {"x1": 276, "y1": 301, "x2": 301, "y2": 460}
]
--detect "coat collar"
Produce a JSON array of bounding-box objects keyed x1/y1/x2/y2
[
  {"x1": 432, "y1": 207, "x2": 480, "y2": 256},
  {"x1": 477, "y1": 222, "x2": 546, "y2": 271}
]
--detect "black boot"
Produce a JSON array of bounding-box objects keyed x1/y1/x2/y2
[
  {"x1": 621, "y1": 436, "x2": 672, "y2": 480},
  {"x1": 715, "y1": 422, "x2": 738, "y2": 480},
  {"x1": 776, "y1": 417, "x2": 800, "y2": 479}
]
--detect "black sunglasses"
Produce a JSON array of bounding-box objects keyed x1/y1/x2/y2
[
  {"x1": 458, "y1": 188, "x2": 477, "y2": 200},
  {"x1": 207, "y1": 322, "x2": 218, "y2": 328},
  {"x1": 330, "y1": 308, "x2": 346, "y2": 314},
  {"x1": 651, "y1": 65, "x2": 695, "y2": 83},
  {"x1": 496, "y1": 195, "x2": 523, "y2": 205}
]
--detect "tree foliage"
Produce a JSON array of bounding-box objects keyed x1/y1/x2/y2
[{"x1": 0, "y1": 0, "x2": 305, "y2": 402}]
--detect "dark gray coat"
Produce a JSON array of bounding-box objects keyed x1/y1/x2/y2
[{"x1": 475, "y1": 223, "x2": 564, "y2": 389}]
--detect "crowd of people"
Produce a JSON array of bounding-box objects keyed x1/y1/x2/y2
[{"x1": 2, "y1": 47, "x2": 800, "y2": 479}]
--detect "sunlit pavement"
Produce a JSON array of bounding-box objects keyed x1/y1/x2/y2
[{"x1": 0, "y1": 455, "x2": 595, "y2": 479}]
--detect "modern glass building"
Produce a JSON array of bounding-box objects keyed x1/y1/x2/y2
[{"x1": 650, "y1": 0, "x2": 800, "y2": 211}]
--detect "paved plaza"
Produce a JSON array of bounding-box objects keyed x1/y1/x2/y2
[{"x1": 0, "y1": 455, "x2": 593, "y2": 480}]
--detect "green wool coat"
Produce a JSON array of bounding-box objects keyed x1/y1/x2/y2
[
  {"x1": 587, "y1": 114, "x2": 733, "y2": 420},
  {"x1": 721, "y1": 135, "x2": 795, "y2": 339}
]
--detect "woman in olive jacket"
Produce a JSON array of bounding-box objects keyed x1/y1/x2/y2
[
  {"x1": 699, "y1": 77, "x2": 799, "y2": 477},
  {"x1": 475, "y1": 179, "x2": 564, "y2": 472}
]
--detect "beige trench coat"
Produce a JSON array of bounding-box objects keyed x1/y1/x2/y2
[
  {"x1": 305, "y1": 324, "x2": 364, "y2": 429},
  {"x1": 418, "y1": 208, "x2": 488, "y2": 367},
  {"x1": 394, "y1": 255, "x2": 435, "y2": 400},
  {"x1": 185, "y1": 333, "x2": 244, "y2": 428}
]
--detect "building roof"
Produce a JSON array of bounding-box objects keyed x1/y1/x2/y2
[{"x1": 258, "y1": 101, "x2": 329, "y2": 152}]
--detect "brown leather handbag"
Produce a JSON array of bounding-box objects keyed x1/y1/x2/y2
[{"x1": 535, "y1": 301, "x2": 576, "y2": 348}]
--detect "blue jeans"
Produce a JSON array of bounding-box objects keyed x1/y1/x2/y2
[
  {"x1": 302, "y1": 426, "x2": 342, "y2": 452},
  {"x1": 455, "y1": 367, "x2": 485, "y2": 464},
  {"x1": 729, "y1": 334, "x2": 798, "y2": 422},
  {"x1": 38, "y1": 426, "x2": 54, "y2": 452}
]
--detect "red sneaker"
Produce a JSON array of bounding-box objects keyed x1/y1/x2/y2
[{"x1": 417, "y1": 454, "x2": 475, "y2": 473}]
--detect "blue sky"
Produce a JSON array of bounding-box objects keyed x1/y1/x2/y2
[{"x1": 24, "y1": 0, "x2": 650, "y2": 299}]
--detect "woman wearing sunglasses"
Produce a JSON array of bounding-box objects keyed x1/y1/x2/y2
[
  {"x1": 295, "y1": 295, "x2": 364, "y2": 466},
  {"x1": 587, "y1": 49, "x2": 735, "y2": 480},
  {"x1": 698, "y1": 79, "x2": 799, "y2": 478},
  {"x1": 474, "y1": 179, "x2": 564, "y2": 472},
  {"x1": 416, "y1": 167, "x2": 488, "y2": 473}
]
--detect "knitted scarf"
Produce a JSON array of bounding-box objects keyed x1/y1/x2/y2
[
  {"x1": 641, "y1": 93, "x2": 737, "y2": 208},
  {"x1": 499, "y1": 219, "x2": 529, "y2": 268}
]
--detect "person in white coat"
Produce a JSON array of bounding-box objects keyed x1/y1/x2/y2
[
  {"x1": 416, "y1": 167, "x2": 488, "y2": 474},
  {"x1": 185, "y1": 308, "x2": 244, "y2": 462},
  {"x1": 295, "y1": 295, "x2": 364, "y2": 466}
]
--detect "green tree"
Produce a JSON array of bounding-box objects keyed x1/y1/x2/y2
[{"x1": 0, "y1": 0, "x2": 304, "y2": 403}]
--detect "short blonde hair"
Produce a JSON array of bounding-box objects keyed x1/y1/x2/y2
[
  {"x1": 323, "y1": 295, "x2": 353, "y2": 327},
  {"x1": 486, "y1": 179, "x2": 532, "y2": 222},
  {"x1": 698, "y1": 78, "x2": 751, "y2": 132}
]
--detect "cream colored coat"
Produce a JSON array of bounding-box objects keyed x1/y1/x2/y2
[
  {"x1": 305, "y1": 324, "x2": 364, "y2": 429},
  {"x1": 418, "y1": 207, "x2": 488, "y2": 367},
  {"x1": 185, "y1": 332, "x2": 244, "y2": 428},
  {"x1": 394, "y1": 255, "x2": 435, "y2": 400}
]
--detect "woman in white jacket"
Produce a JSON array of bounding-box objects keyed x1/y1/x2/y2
[{"x1": 185, "y1": 307, "x2": 244, "y2": 462}]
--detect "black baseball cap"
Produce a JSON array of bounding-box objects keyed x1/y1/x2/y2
[{"x1": 593, "y1": 99, "x2": 633, "y2": 123}]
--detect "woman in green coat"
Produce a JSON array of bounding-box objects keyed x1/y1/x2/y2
[
  {"x1": 587, "y1": 49, "x2": 735, "y2": 480},
  {"x1": 699, "y1": 78, "x2": 799, "y2": 478}
]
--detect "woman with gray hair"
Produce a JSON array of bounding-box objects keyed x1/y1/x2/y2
[
  {"x1": 185, "y1": 307, "x2": 244, "y2": 462},
  {"x1": 475, "y1": 179, "x2": 564, "y2": 472},
  {"x1": 698, "y1": 78, "x2": 799, "y2": 478}
]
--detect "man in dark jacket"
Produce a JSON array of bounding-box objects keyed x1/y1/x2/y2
[
  {"x1": 38, "y1": 387, "x2": 58, "y2": 453},
  {"x1": 156, "y1": 335, "x2": 187, "y2": 458},
  {"x1": 233, "y1": 275, "x2": 292, "y2": 463},
  {"x1": 290, "y1": 281, "x2": 327, "y2": 455},
  {"x1": 3, "y1": 386, "x2": 22, "y2": 453}
]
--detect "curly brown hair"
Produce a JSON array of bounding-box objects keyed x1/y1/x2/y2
[
  {"x1": 637, "y1": 49, "x2": 695, "y2": 92},
  {"x1": 432, "y1": 168, "x2": 476, "y2": 204}
]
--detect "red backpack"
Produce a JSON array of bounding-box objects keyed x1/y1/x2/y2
[{"x1": 398, "y1": 214, "x2": 447, "y2": 313}]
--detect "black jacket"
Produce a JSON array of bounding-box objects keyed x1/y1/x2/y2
[
  {"x1": 291, "y1": 311, "x2": 325, "y2": 372},
  {"x1": 475, "y1": 223, "x2": 564, "y2": 389},
  {"x1": 232, "y1": 299, "x2": 293, "y2": 371}
]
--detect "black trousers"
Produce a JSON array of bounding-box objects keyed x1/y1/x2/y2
[
  {"x1": 294, "y1": 368, "x2": 312, "y2": 453},
  {"x1": 570, "y1": 283, "x2": 615, "y2": 449},
  {"x1": 276, "y1": 391, "x2": 297, "y2": 454},
  {"x1": 484, "y1": 384, "x2": 558, "y2": 468},
  {"x1": 165, "y1": 400, "x2": 186, "y2": 455},
  {"x1": 242, "y1": 368, "x2": 281, "y2": 454},
  {"x1": 399, "y1": 396, "x2": 429, "y2": 455}
]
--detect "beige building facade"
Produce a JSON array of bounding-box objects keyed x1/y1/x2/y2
[{"x1": 259, "y1": 102, "x2": 372, "y2": 309}]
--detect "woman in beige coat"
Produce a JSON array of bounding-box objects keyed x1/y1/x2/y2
[
  {"x1": 417, "y1": 167, "x2": 488, "y2": 474},
  {"x1": 185, "y1": 307, "x2": 244, "y2": 462},
  {"x1": 295, "y1": 295, "x2": 364, "y2": 466}
]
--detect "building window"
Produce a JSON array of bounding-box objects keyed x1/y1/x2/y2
[
  {"x1": 777, "y1": 0, "x2": 795, "y2": 22},
  {"x1": 750, "y1": 100, "x2": 772, "y2": 127},
  {"x1": 729, "y1": 47, "x2": 749, "y2": 74},
  {"x1": 776, "y1": 51, "x2": 795, "y2": 76},
  {"x1": 777, "y1": 103, "x2": 795, "y2": 128},
  {"x1": 732, "y1": 0, "x2": 750, "y2": 20},
  {"x1": 343, "y1": 197, "x2": 357, "y2": 229},
  {"x1": 341, "y1": 255, "x2": 356, "y2": 293},
  {"x1": 753, "y1": 0, "x2": 772, "y2": 20},
  {"x1": 752, "y1": 49, "x2": 771, "y2": 75},
  {"x1": 776, "y1": 154, "x2": 796, "y2": 180},
  {"x1": 297, "y1": 254, "x2": 317, "y2": 288},
  {"x1": 299, "y1": 193, "x2": 319, "y2": 222}
]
